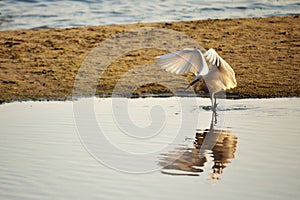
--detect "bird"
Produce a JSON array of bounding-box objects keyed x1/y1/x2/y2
[{"x1": 156, "y1": 48, "x2": 237, "y2": 110}]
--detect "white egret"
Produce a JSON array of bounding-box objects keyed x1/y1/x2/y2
[{"x1": 156, "y1": 48, "x2": 237, "y2": 110}]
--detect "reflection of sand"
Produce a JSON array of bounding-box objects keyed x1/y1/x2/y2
[
  {"x1": 0, "y1": 16, "x2": 299, "y2": 103},
  {"x1": 159, "y1": 116, "x2": 238, "y2": 179}
]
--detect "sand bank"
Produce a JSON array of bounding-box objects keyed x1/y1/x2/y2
[{"x1": 0, "y1": 16, "x2": 299, "y2": 103}]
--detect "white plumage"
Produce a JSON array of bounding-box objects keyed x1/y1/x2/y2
[{"x1": 156, "y1": 48, "x2": 237, "y2": 110}]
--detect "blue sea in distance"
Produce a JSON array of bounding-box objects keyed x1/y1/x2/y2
[{"x1": 0, "y1": 0, "x2": 299, "y2": 30}]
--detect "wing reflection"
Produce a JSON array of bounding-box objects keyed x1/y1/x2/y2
[{"x1": 159, "y1": 111, "x2": 238, "y2": 179}]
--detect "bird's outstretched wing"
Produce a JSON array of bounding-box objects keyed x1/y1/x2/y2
[
  {"x1": 204, "y1": 48, "x2": 237, "y2": 89},
  {"x1": 156, "y1": 48, "x2": 209, "y2": 76}
]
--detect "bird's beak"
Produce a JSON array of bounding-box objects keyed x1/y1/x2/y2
[{"x1": 184, "y1": 78, "x2": 200, "y2": 91}]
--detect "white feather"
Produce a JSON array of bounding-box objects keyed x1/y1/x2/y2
[
  {"x1": 156, "y1": 48, "x2": 209, "y2": 76},
  {"x1": 156, "y1": 48, "x2": 237, "y2": 108},
  {"x1": 204, "y1": 48, "x2": 237, "y2": 90}
]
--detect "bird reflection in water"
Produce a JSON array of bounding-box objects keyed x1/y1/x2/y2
[{"x1": 159, "y1": 112, "x2": 238, "y2": 180}]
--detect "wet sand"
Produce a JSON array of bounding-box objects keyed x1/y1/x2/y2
[{"x1": 0, "y1": 16, "x2": 299, "y2": 103}]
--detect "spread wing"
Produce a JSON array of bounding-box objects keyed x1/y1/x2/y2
[
  {"x1": 156, "y1": 48, "x2": 209, "y2": 76},
  {"x1": 204, "y1": 48, "x2": 237, "y2": 89}
]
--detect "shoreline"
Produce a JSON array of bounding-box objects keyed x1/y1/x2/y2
[{"x1": 0, "y1": 16, "x2": 299, "y2": 103}]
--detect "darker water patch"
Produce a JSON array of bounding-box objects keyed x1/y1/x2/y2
[{"x1": 1, "y1": 0, "x2": 299, "y2": 30}]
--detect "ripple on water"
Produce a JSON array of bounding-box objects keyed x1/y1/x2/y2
[
  {"x1": 0, "y1": 0, "x2": 300, "y2": 30},
  {"x1": 0, "y1": 98, "x2": 299, "y2": 199}
]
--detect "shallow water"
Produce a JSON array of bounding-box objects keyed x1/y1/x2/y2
[
  {"x1": 0, "y1": 97, "x2": 299, "y2": 199},
  {"x1": 0, "y1": 0, "x2": 299, "y2": 30}
]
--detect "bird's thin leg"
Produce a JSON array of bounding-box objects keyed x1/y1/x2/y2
[
  {"x1": 210, "y1": 93, "x2": 217, "y2": 111},
  {"x1": 214, "y1": 96, "x2": 218, "y2": 110},
  {"x1": 210, "y1": 111, "x2": 215, "y2": 125},
  {"x1": 213, "y1": 109, "x2": 218, "y2": 124},
  {"x1": 211, "y1": 108, "x2": 217, "y2": 124},
  {"x1": 210, "y1": 94, "x2": 214, "y2": 110},
  {"x1": 212, "y1": 95, "x2": 219, "y2": 124}
]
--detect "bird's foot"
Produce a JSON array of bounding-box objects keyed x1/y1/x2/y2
[
  {"x1": 212, "y1": 103, "x2": 219, "y2": 111},
  {"x1": 212, "y1": 107, "x2": 219, "y2": 124}
]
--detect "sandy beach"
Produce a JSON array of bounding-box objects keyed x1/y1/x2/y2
[{"x1": 0, "y1": 15, "x2": 299, "y2": 103}]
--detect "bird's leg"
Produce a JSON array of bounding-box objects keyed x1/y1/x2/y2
[
  {"x1": 211, "y1": 110, "x2": 217, "y2": 124},
  {"x1": 210, "y1": 95, "x2": 218, "y2": 124},
  {"x1": 213, "y1": 96, "x2": 218, "y2": 111},
  {"x1": 212, "y1": 95, "x2": 219, "y2": 124},
  {"x1": 210, "y1": 93, "x2": 217, "y2": 111},
  {"x1": 213, "y1": 109, "x2": 218, "y2": 124},
  {"x1": 210, "y1": 94, "x2": 214, "y2": 110}
]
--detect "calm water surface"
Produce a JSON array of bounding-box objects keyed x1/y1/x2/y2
[
  {"x1": 0, "y1": 97, "x2": 299, "y2": 199},
  {"x1": 0, "y1": 0, "x2": 300, "y2": 30}
]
